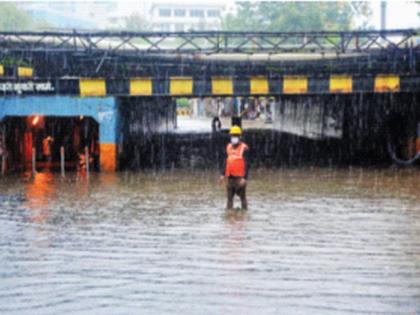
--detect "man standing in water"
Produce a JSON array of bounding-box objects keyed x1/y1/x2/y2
[
  {"x1": 219, "y1": 126, "x2": 250, "y2": 210},
  {"x1": 42, "y1": 136, "x2": 54, "y2": 163}
]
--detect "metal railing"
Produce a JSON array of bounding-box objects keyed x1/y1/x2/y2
[{"x1": 0, "y1": 29, "x2": 418, "y2": 55}]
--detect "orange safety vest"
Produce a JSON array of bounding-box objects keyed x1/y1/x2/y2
[{"x1": 225, "y1": 142, "x2": 248, "y2": 177}]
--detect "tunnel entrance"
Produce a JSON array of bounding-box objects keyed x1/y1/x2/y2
[
  {"x1": 385, "y1": 110, "x2": 420, "y2": 165},
  {"x1": 175, "y1": 97, "x2": 275, "y2": 133},
  {"x1": 1, "y1": 116, "x2": 99, "y2": 173}
]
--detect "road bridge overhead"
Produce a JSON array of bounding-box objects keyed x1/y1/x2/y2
[{"x1": 0, "y1": 29, "x2": 420, "y2": 171}]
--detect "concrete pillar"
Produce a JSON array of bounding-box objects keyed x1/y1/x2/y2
[{"x1": 98, "y1": 98, "x2": 119, "y2": 172}]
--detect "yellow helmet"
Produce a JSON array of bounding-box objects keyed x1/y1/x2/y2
[{"x1": 229, "y1": 125, "x2": 242, "y2": 135}]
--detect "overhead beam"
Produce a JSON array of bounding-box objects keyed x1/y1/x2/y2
[{"x1": 0, "y1": 29, "x2": 417, "y2": 55}]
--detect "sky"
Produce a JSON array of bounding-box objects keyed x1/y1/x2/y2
[
  {"x1": 129, "y1": 0, "x2": 420, "y2": 30},
  {"x1": 370, "y1": 1, "x2": 420, "y2": 29},
  {"x1": 8, "y1": 0, "x2": 420, "y2": 30}
]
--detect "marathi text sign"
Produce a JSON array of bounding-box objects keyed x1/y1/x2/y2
[{"x1": 0, "y1": 81, "x2": 55, "y2": 94}]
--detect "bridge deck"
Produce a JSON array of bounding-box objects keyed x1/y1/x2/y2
[{"x1": 0, "y1": 74, "x2": 416, "y2": 97}]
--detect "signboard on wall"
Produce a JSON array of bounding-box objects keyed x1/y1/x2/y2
[{"x1": 0, "y1": 81, "x2": 55, "y2": 94}]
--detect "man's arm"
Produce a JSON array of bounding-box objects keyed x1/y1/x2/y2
[{"x1": 243, "y1": 147, "x2": 250, "y2": 180}]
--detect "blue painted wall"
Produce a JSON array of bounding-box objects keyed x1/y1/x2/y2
[{"x1": 0, "y1": 96, "x2": 118, "y2": 144}]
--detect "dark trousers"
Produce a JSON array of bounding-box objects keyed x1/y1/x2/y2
[{"x1": 226, "y1": 177, "x2": 247, "y2": 210}]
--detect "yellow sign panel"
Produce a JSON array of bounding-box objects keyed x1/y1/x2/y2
[
  {"x1": 212, "y1": 77, "x2": 233, "y2": 95},
  {"x1": 130, "y1": 78, "x2": 152, "y2": 96},
  {"x1": 250, "y1": 77, "x2": 269, "y2": 95},
  {"x1": 79, "y1": 78, "x2": 106, "y2": 96},
  {"x1": 0, "y1": 65, "x2": 4, "y2": 76},
  {"x1": 170, "y1": 77, "x2": 193, "y2": 95},
  {"x1": 283, "y1": 76, "x2": 308, "y2": 94},
  {"x1": 374, "y1": 75, "x2": 400, "y2": 92},
  {"x1": 18, "y1": 67, "x2": 33, "y2": 78},
  {"x1": 330, "y1": 75, "x2": 352, "y2": 93}
]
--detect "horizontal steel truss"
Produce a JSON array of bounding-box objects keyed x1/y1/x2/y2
[{"x1": 0, "y1": 29, "x2": 419, "y2": 55}]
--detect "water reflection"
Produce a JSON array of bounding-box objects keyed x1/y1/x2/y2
[
  {"x1": 25, "y1": 172, "x2": 55, "y2": 222},
  {"x1": 223, "y1": 209, "x2": 250, "y2": 309},
  {"x1": 0, "y1": 167, "x2": 419, "y2": 314}
]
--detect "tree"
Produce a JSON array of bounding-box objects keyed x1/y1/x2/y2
[
  {"x1": 0, "y1": 3, "x2": 33, "y2": 31},
  {"x1": 0, "y1": 3, "x2": 50, "y2": 31},
  {"x1": 124, "y1": 13, "x2": 150, "y2": 31},
  {"x1": 223, "y1": 2, "x2": 372, "y2": 32}
]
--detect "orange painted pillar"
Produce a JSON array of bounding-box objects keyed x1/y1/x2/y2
[
  {"x1": 96, "y1": 97, "x2": 119, "y2": 172},
  {"x1": 100, "y1": 143, "x2": 117, "y2": 172}
]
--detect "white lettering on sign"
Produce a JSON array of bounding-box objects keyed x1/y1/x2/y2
[{"x1": 0, "y1": 81, "x2": 55, "y2": 94}]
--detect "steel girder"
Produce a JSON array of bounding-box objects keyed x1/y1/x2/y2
[{"x1": 0, "y1": 29, "x2": 418, "y2": 55}]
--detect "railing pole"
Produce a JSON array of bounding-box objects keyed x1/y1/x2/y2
[
  {"x1": 85, "y1": 146, "x2": 90, "y2": 177},
  {"x1": 32, "y1": 147, "x2": 36, "y2": 174},
  {"x1": 60, "y1": 146, "x2": 65, "y2": 177}
]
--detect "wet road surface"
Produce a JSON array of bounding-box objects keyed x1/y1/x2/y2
[{"x1": 0, "y1": 168, "x2": 419, "y2": 314}]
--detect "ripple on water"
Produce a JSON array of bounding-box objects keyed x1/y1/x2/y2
[{"x1": 0, "y1": 168, "x2": 419, "y2": 315}]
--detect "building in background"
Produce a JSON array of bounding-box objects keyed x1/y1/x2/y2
[
  {"x1": 148, "y1": 1, "x2": 232, "y2": 32},
  {"x1": 15, "y1": 1, "x2": 146, "y2": 30},
  {"x1": 15, "y1": 1, "x2": 234, "y2": 31}
]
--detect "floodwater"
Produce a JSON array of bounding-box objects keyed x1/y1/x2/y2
[{"x1": 0, "y1": 167, "x2": 419, "y2": 314}]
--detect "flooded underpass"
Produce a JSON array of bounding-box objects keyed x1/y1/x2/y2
[
  {"x1": 0, "y1": 167, "x2": 419, "y2": 314},
  {"x1": 2, "y1": 21, "x2": 420, "y2": 315}
]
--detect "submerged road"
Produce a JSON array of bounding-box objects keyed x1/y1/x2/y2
[{"x1": 0, "y1": 168, "x2": 419, "y2": 314}]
